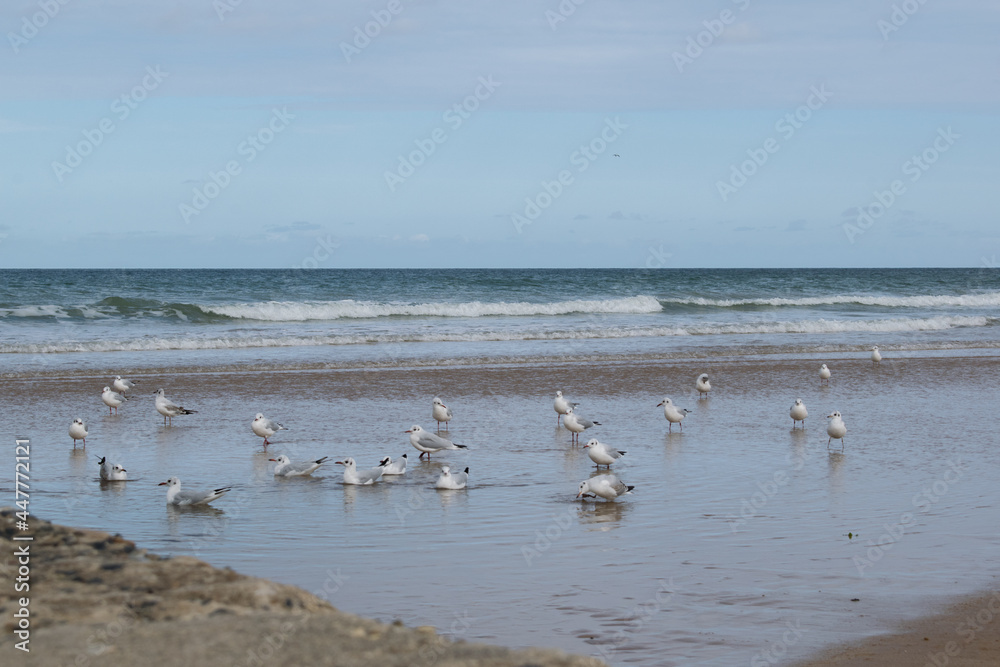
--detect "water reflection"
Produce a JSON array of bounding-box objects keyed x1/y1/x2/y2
[{"x1": 577, "y1": 500, "x2": 630, "y2": 530}]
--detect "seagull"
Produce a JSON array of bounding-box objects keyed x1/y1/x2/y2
[
  {"x1": 435, "y1": 465, "x2": 469, "y2": 490},
  {"x1": 583, "y1": 439, "x2": 626, "y2": 468},
  {"x1": 695, "y1": 373, "x2": 711, "y2": 398},
  {"x1": 112, "y1": 375, "x2": 137, "y2": 396},
  {"x1": 819, "y1": 364, "x2": 832, "y2": 383},
  {"x1": 252, "y1": 413, "x2": 288, "y2": 446},
  {"x1": 382, "y1": 454, "x2": 407, "y2": 476},
  {"x1": 154, "y1": 388, "x2": 197, "y2": 426},
  {"x1": 432, "y1": 397, "x2": 453, "y2": 431},
  {"x1": 97, "y1": 456, "x2": 127, "y2": 481},
  {"x1": 827, "y1": 411, "x2": 847, "y2": 449},
  {"x1": 564, "y1": 407, "x2": 600, "y2": 444},
  {"x1": 336, "y1": 457, "x2": 389, "y2": 485},
  {"x1": 269, "y1": 454, "x2": 328, "y2": 477},
  {"x1": 790, "y1": 399, "x2": 808, "y2": 428},
  {"x1": 101, "y1": 386, "x2": 128, "y2": 415},
  {"x1": 158, "y1": 477, "x2": 230, "y2": 506},
  {"x1": 69, "y1": 418, "x2": 88, "y2": 446},
  {"x1": 577, "y1": 474, "x2": 634, "y2": 501},
  {"x1": 871, "y1": 346, "x2": 882, "y2": 366},
  {"x1": 405, "y1": 425, "x2": 468, "y2": 459},
  {"x1": 613, "y1": 153, "x2": 620, "y2": 157},
  {"x1": 657, "y1": 397, "x2": 690, "y2": 432},
  {"x1": 553, "y1": 390, "x2": 579, "y2": 425}
]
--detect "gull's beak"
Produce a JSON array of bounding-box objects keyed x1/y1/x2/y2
[
  {"x1": 577, "y1": 490, "x2": 585, "y2": 498},
  {"x1": 120, "y1": 468, "x2": 127, "y2": 472},
  {"x1": 268, "y1": 458, "x2": 277, "y2": 462},
  {"x1": 335, "y1": 461, "x2": 345, "y2": 465},
  {"x1": 405, "y1": 429, "x2": 413, "y2": 433},
  {"x1": 157, "y1": 481, "x2": 168, "y2": 486},
  {"x1": 656, "y1": 402, "x2": 663, "y2": 407}
]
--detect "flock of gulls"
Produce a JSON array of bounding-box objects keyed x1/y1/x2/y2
[{"x1": 70, "y1": 347, "x2": 883, "y2": 506}]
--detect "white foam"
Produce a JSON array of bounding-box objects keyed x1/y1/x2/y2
[{"x1": 666, "y1": 292, "x2": 1000, "y2": 308}]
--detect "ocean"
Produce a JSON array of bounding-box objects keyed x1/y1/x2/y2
[{"x1": 2, "y1": 268, "x2": 999, "y2": 666}]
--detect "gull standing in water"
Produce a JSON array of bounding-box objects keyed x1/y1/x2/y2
[
  {"x1": 101, "y1": 387, "x2": 128, "y2": 415},
  {"x1": 158, "y1": 477, "x2": 230, "y2": 506},
  {"x1": 657, "y1": 397, "x2": 690, "y2": 432},
  {"x1": 112, "y1": 375, "x2": 137, "y2": 396},
  {"x1": 577, "y1": 474, "x2": 634, "y2": 501},
  {"x1": 432, "y1": 397, "x2": 453, "y2": 431},
  {"x1": 97, "y1": 456, "x2": 127, "y2": 481},
  {"x1": 553, "y1": 390, "x2": 579, "y2": 424},
  {"x1": 435, "y1": 466, "x2": 469, "y2": 490},
  {"x1": 154, "y1": 388, "x2": 197, "y2": 426},
  {"x1": 789, "y1": 399, "x2": 808, "y2": 428},
  {"x1": 270, "y1": 455, "x2": 329, "y2": 477},
  {"x1": 406, "y1": 425, "x2": 468, "y2": 459},
  {"x1": 382, "y1": 454, "x2": 407, "y2": 476},
  {"x1": 336, "y1": 457, "x2": 389, "y2": 485},
  {"x1": 695, "y1": 373, "x2": 712, "y2": 398},
  {"x1": 819, "y1": 364, "x2": 832, "y2": 384},
  {"x1": 827, "y1": 411, "x2": 847, "y2": 449},
  {"x1": 252, "y1": 413, "x2": 288, "y2": 446},
  {"x1": 871, "y1": 346, "x2": 882, "y2": 366},
  {"x1": 70, "y1": 418, "x2": 88, "y2": 446},
  {"x1": 583, "y1": 439, "x2": 626, "y2": 468},
  {"x1": 564, "y1": 407, "x2": 600, "y2": 444}
]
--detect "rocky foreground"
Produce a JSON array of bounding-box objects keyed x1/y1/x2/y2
[{"x1": 0, "y1": 509, "x2": 604, "y2": 666}]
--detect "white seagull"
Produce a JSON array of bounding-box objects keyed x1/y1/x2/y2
[
  {"x1": 553, "y1": 390, "x2": 579, "y2": 424},
  {"x1": 871, "y1": 346, "x2": 882, "y2": 365},
  {"x1": 405, "y1": 425, "x2": 468, "y2": 459},
  {"x1": 583, "y1": 439, "x2": 626, "y2": 468},
  {"x1": 336, "y1": 457, "x2": 389, "y2": 485},
  {"x1": 382, "y1": 454, "x2": 407, "y2": 476},
  {"x1": 269, "y1": 454, "x2": 328, "y2": 477},
  {"x1": 154, "y1": 388, "x2": 197, "y2": 426},
  {"x1": 827, "y1": 411, "x2": 847, "y2": 448},
  {"x1": 657, "y1": 397, "x2": 690, "y2": 432},
  {"x1": 97, "y1": 456, "x2": 127, "y2": 481},
  {"x1": 158, "y1": 477, "x2": 230, "y2": 506},
  {"x1": 819, "y1": 364, "x2": 832, "y2": 383},
  {"x1": 790, "y1": 399, "x2": 808, "y2": 428},
  {"x1": 101, "y1": 386, "x2": 128, "y2": 415},
  {"x1": 70, "y1": 418, "x2": 88, "y2": 446},
  {"x1": 695, "y1": 373, "x2": 712, "y2": 398},
  {"x1": 252, "y1": 413, "x2": 288, "y2": 446},
  {"x1": 112, "y1": 375, "x2": 137, "y2": 396},
  {"x1": 564, "y1": 407, "x2": 601, "y2": 444},
  {"x1": 577, "y1": 474, "x2": 634, "y2": 501},
  {"x1": 435, "y1": 465, "x2": 469, "y2": 490},
  {"x1": 432, "y1": 397, "x2": 453, "y2": 431}
]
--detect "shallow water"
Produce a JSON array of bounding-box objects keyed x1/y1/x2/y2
[{"x1": 7, "y1": 352, "x2": 1000, "y2": 665}]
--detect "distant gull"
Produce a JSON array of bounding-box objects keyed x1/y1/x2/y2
[
  {"x1": 435, "y1": 465, "x2": 469, "y2": 490},
  {"x1": 252, "y1": 413, "x2": 288, "y2": 446},
  {"x1": 827, "y1": 411, "x2": 847, "y2": 449},
  {"x1": 101, "y1": 386, "x2": 128, "y2": 415},
  {"x1": 154, "y1": 388, "x2": 197, "y2": 426},
  {"x1": 336, "y1": 457, "x2": 389, "y2": 485},
  {"x1": 382, "y1": 454, "x2": 407, "y2": 476},
  {"x1": 696, "y1": 373, "x2": 712, "y2": 398},
  {"x1": 564, "y1": 407, "x2": 601, "y2": 444},
  {"x1": 158, "y1": 477, "x2": 230, "y2": 506},
  {"x1": 269, "y1": 454, "x2": 328, "y2": 477},
  {"x1": 583, "y1": 439, "x2": 626, "y2": 468},
  {"x1": 553, "y1": 390, "x2": 579, "y2": 425},
  {"x1": 112, "y1": 375, "x2": 137, "y2": 396},
  {"x1": 657, "y1": 397, "x2": 690, "y2": 432},
  {"x1": 819, "y1": 364, "x2": 832, "y2": 383},
  {"x1": 97, "y1": 456, "x2": 127, "y2": 481},
  {"x1": 405, "y1": 425, "x2": 468, "y2": 459},
  {"x1": 70, "y1": 418, "x2": 88, "y2": 446},
  {"x1": 577, "y1": 474, "x2": 634, "y2": 501},
  {"x1": 432, "y1": 397, "x2": 453, "y2": 432},
  {"x1": 790, "y1": 399, "x2": 808, "y2": 428},
  {"x1": 871, "y1": 346, "x2": 882, "y2": 366}
]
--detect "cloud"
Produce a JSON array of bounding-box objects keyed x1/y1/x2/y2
[{"x1": 410, "y1": 233, "x2": 430, "y2": 242}]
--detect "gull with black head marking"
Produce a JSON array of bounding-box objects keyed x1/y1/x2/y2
[
  {"x1": 336, "y1": 457, "x2": 389, "y2": 485},
  {"x1": 154, "y1": 388, "x2": 197, "y2": 426},
  {"x1": 158, "y1": 477, "x2": 230, "y2": 506},
  {"x1": 657, "y1": 397, "x2": 690, "y2": 432},
  {"x1": 790, "y1": 399, "x2": 808, "y2": 428},
  {"x1": 577, "y1": 474, "x2": 634, "y2": 501},
  {"x1": 102, "y1": 386, "x2": 127, "y2": 415},
  {"x1": 112, "y1": 375, "x2": 137, "y2": 396},
  {"x1": 70, "y1": 418, "x2": 88, "y2": 446},
  {"x1": 252, "y1": 413, "x2": 288, "y2": 446},
  {"x1": 432, "y1": 397, "x2": 453, "y2": 431},
  {"x1": 435, "y1": 466, "x2": 469, "y2": 490},
  {"x1": 270, "y1": 455, "x2": 329, "y2": 477},
  {"x1": 563, "y1": 407, "x2": 600, "y2": 444},
  {"x1": 406, "y1": 425, "x2": 468, "y2": 459}
]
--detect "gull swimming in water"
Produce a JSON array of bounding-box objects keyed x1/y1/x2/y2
[
  {"x1": 583, "y1": 439, "x2": 626, "y2": 468},
  {"x1": 435, "y1": 465, "x2": 469, "y2": 490},
  {"x1": 101, "y1": 387, "x2": 128, "y2": 415},
  {"x1": 871, "y1": 346, "x2": 882, "y2": 366},
  {"x1": 819, "y1": 364, "x2": 832, "y2": 383},
  {"x1": 112, "y1": 375, "x2": 137, "y2": 396},
  {"x1": 158, "y1": 477, "x2": 230, "y2": 506},
  {"x1": 154, "y1": 388, "x2": 197, "y2": 426},
  {"x1": 269, "y1": 454, "x2": 329, "y2": 477},
  {"x1": 432, "y1": 397, "x2": 453, "y2": 431},
  {"x1": 405, "y1": 425, "x2": 468, "y2": 459},
  {"x1": 564, "y1": 407, "x2": 600, "y2": 444},
  {"x1": 790, "y1": 399, "x2": 808, "y2": 428},
  {"x1": 97, "y1": 456, "x2": 127, "y2": 481},
  {"x1": 70, "y1": 418, "x2": 88, "y2": 446},
  {"x1": 657, "y1": 397, "x2": 690, "y2": 432},
  {"x1": 553, "y1": 390, "x2": 579, "y2": 424},
  {"x1": 695, "y1": 373, "x2": 711, "y2": 398},
  {"x1": 577, "y1": 474, "x2": 634, "y2": 501},
  {"x1": 252, "y1": 413, "x2": 288, "y2": 446},
  {"x1": 827, "y1": 411, "x2": 847, "y2": 449},
  {"x1": 336, "y1": 457, "x2": 389, "y2": 485},
  {"x1": 382, "y1": 454, "x2": 407, "y2": 476}
]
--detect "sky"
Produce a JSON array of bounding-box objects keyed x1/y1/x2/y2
[{"x1": 2, "y1": 0, "x2": 998, "y2": 268}]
